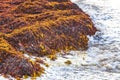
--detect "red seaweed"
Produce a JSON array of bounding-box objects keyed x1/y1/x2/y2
[{"x1": 0, "y1": 0, "x2": 96, "y2": 78}]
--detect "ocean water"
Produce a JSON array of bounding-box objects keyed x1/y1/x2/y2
[{"x1": 1, "y1": 0, "x2": 120, "y2": 80}]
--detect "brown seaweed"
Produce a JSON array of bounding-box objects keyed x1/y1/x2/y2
[
  {"x1": 0, "y1": 0, "x2": 97, "y2": 78},
  {"x1": 0, "y1": 38, "x2": 44, "y2": 78}
]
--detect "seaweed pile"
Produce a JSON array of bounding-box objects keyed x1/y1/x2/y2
[
  {"x1": 0, "y1": 38, "x2": 44, "y2": 78},
  {"x1": 0, "y1": 0, "x2": 96, "y2": 79}
]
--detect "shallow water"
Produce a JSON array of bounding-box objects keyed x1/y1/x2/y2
[
  {"x1": 1, "y1": 0, "x2": 120, "y2": 80},
  {"x1": 77, "y1": 0, "x2": 120, "y2": 73}
]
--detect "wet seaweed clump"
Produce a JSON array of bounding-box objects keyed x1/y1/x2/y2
[
  {"x1": 0, "y1": 38, "x2": 44, "y2": 78},
  {"x1": 0, "y1": 0, "x2": 96, "y2": 79},
  {"x1": 65, "y1": 60, "x2": 72, "y2": 65}
]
